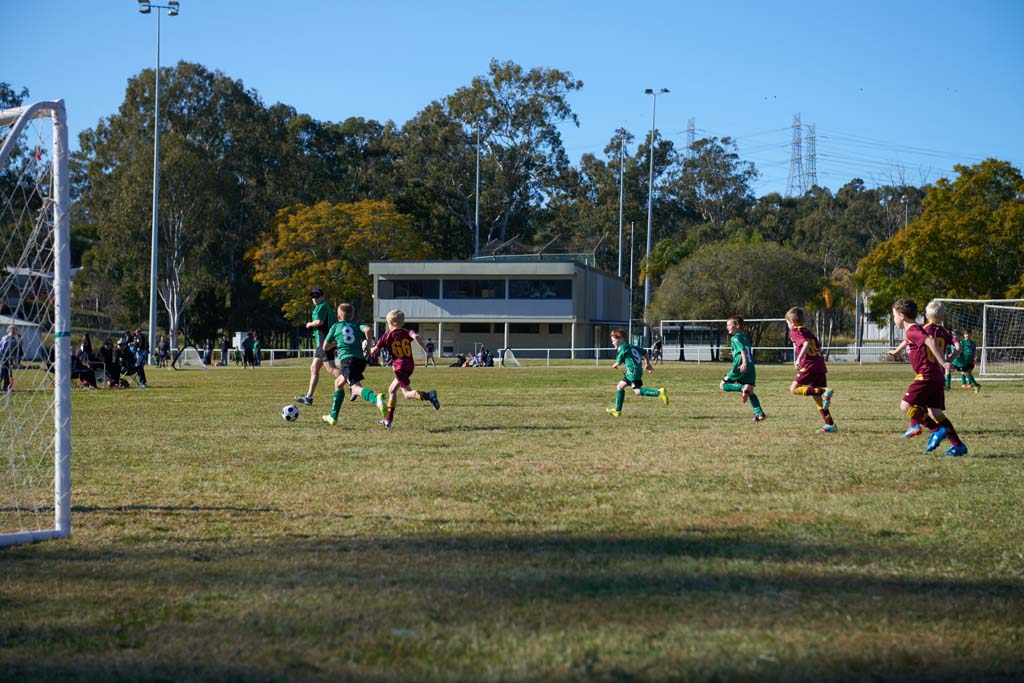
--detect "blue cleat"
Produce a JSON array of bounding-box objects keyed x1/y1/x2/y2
[
  {"x1": 816, "y1": 424, "x2": 837, "y2": 434},
  {"x1": 900, "y1": 424, "x2": 923, "y2": 439},
  {"x1": 944, "y1": 444, "x2": 968, "y2": 457},
  {"x1": 925, "y1": 426, "x2": 949, "y2": 453}
]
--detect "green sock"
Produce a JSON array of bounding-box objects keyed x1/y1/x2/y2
[
  {"x1": 945, "y1": 373, "x2": 951, "y2": 389},
  {"x1": 331, "y1": 390, "x2": 343, "y2": 419},
  {"x1": 749, "y1": 393, "x2": 763, "y2": 413},
  {"x1": 360, "y1": 387, "x2": 378, "y2": 403},
  {"x1": 960, "y1": 374, "x2": 967, "y2": 386},
  {"x1": 615, "y1": 389, "x2": 625, "y2": 411},
  {"x1": 722, "y1": 382, "x2": 743, "y2": 392},
  {"x1": 640, "y1": 387, "x2": 659, "y2": 397}
]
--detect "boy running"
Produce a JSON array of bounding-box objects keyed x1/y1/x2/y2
[
  {"x1": 952, "y1": 329, "x2": 981, "y2": 393},
  {"x1": 320, "y1": 304, "x2": 387, "y2": 426},
  {"x1": 921, "y1": 300, "x2": 961, "y2": 394},
  {"x1": 889, "y1": 297, "x2": 968, "y2": 456},
  {"x1": 370, "y1": 309, "x2": 440, "y2": 428},
  {"x1": 605, "y1": 329, "x2": 668, "y2": 417},
  {"x1": 720, "y1": 315, "x2": 766, "y2": 422},
  {"x1": 785, "y1": 307, "x2": 836, "y2": 433}
]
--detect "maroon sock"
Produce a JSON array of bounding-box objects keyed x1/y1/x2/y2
[
  {"x1": 940, "y1": 417, "x2": 963, "y2": 446},
  {"x1": 819, "y1": 408, "x2": 834, "y2": 425}
]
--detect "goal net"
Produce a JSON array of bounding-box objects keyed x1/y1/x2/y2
[
  {"x1": 1, "y1": 100, "x2": 72, "y2": 547},
  {"x1": 936, "y1": 299, "x2": 1024, "y2": 378},
  {"x1": 500, "y1": 348, "x2": 523, "y2": 367},
  {"x1": 171, "y1": 345, "x2": 207, "y2": 369},
  {"x1": 658, "y1": 318, "x2": 788, "y2": 362}
]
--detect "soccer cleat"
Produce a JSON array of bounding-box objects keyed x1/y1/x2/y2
[
  {"x1": 752, "y1": 412, "x2": 766, "y2": 423},
  {"x1": 379, "y1": 418, "x2": 391, "y2": 429},
  {"x1": 321, "y1": 415, "x2": 336, "y2": 426},
  {"x1": 427, "y1": 389, "x2": 440, "y2": 410},
  {"x1": 821, "y1": 388, "x2": 833, "y2": 411},
  {"x1": 376, "y1": 395, "x2": 387, "y2": 417},
  {"x1": 139, "y1": 382, "x2": 148, "y2": 389},
  {"x1": 925, "y1": 426, "x2": 950, "y2": 453},
  {"x1": 900, "y1": 424, "x2": 923, "y2": 439},
  {"x1": 973, "y1": 385, "x2": 981, "y2": 394},
  {"x1": 349, "y1": 393, "x2": 359, "y2": 402},
  {"x1": 295, "y1": 395, "x2": 313, "y2": 405},
  {"x1": 605, "y1": 408, "x2": 621, "y2": 418},
  {"x1": 740, "y1": 385, "x2": 752, "y2": 403},
  {"x1": 658, "y1": 387, "x2": 669, "y2": 406},
  {"x1": 944, "y1": 444, "x2": 968, "y2": 457},
  {"x1": 816, "y1": 424, "x2": 837, "y2": 434}
]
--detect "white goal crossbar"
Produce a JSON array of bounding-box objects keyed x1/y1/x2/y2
[
  {"x1": 0, "y1": 101, "x2": 72, "y2": 547},
  {"x1": 935, "y1": 299, "x2": 1024, "y2": 378}
]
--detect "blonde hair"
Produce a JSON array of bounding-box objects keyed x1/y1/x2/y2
[
  {"x1": 610, "y1": 329, "x2": 626, "y2": 341},
  {"x1": 386, "y1": 308, "x2": 405, "y2": 328},
  {"x1": 785, "y1": 307, "x2": 805, "y2": 325},
  {"x1": 338, "y1": 303, "x2": 354, "y2": 321},
  {"x1": 925, "y1": 299, "x2": 946, "y2": 323}
]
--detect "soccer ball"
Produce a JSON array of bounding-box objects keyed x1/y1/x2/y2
[{"x1": 281, "y1": 404, "x2": 300, "y2": 422}]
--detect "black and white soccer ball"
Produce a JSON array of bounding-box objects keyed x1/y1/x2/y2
[{"x1": 281, "y1": 404, "x2": 300, "y2": 422}]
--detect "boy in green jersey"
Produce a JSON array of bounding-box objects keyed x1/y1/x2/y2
[
  {"x1": 720, "y1": 315, "x2": 766, "y2": 422},
  {"x1": 295, "y1": 287, "x2": 338, "y2": 405},
  {"x1": 952, "y1": 329, "x2": 981, "y2": 392},
  {"x1": 605, "y1": 329, "x2": 668, "y2": 417},
  {"x1": 320, "y1": 303, "x2": 387, "y2": 425}
]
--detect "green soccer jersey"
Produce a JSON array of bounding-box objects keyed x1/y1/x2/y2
[
  {"x1": 727, "y1": 332, "x2": 756, "y2": 384},
  {"x1": 615, "y1": 341, "x2": 645, "y2": 381},
  {"x1": 959, "y1": 339, "x2": 976, "y2": 363},
  {"x1": 311, "y1": 301, "x2": 336, "y2": 346},
  {"x1": 324, "y1": 320, "x2": 365, "y2": 360}
]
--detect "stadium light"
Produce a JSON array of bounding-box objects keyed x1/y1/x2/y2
[
  {"x1": 643, "y1": 88, "x2": 668, "y2": 347},
  {"x1": 137, "y1": 1, "x2": 180, "y2": 363}
]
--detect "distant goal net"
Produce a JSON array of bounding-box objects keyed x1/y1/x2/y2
[
  {"x1": 936, "y1": 299, "x2": 1024, "y2": 378},
  {"x1": 1, "y1": 100, "x2": 72, "y2": 547}
]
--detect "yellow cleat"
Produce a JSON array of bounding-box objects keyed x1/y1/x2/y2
[
  {"x1": 605, "y1": 408, "x2": 621, "y2": 418},
  {"x1": 321, "y1": 415, "x2": 336, "y2": 426},
  {"x1": 659, "y1": 387, "x2": 669, "y2": 406}
]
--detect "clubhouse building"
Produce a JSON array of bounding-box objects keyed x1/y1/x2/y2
[{"x1": 369, "y1": 256, "x2": 630, "y2": 358}]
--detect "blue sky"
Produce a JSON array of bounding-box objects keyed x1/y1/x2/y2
[{"x1": 4, "y1": 0, "x2": 1022, "y2": 196}]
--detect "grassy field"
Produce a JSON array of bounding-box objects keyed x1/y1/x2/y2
[{"x1": 2, "y1": 361, "x2": 1023, "y2": 682}]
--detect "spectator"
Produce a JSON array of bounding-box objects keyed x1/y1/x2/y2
[
  {"x1": 253, "y1": 334, "x2": 262, "y2": 367},
  {"x1": 121, "y1": 339, "x2": 149, "y2": 388},
  {"x1": 241, "y1": 331, "x2": 255, "y2": 368},
  {"x1": 1, "y1": 325, "x2": 20, "y2": 392},
  {"x1": 424, "y1": 337, "x2": 436, "y2": 367},
  {"x1": 156, "y1": 335, "x2": 170, "y2": 367},
  {"x1": 202, "y1": 339, "x2": 213, "y2": 366},
  {"x1": 220, "y1": 335, "x2": 230, "y2": 366},
  {"x1": 99, "y1": 338, "x2": 121, "y2": 388},
  {"x1": 449, "y1": 353, "x2": 466, "y2": 368}
]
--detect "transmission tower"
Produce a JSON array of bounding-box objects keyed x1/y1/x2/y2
[
  {"x1": 785, "y1": 113, "x2": 805, "y2": 196},
  {"x1": 803, "y1": 123, "x2": 817, "y2": 189},
  {"x1": 686, "y1": 117, "x2": 696, "y2": 157}
]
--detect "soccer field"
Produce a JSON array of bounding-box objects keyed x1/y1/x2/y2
[{"x1": 3, "y1": 362, "x2": 1023, "y2": 682}]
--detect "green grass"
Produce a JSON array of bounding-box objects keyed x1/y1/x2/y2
[{"x1": 2, "y1": 362, "x2": 1023, "y2": 682}]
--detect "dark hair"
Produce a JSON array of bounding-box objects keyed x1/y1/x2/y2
[
  {"x1": 727, "y1": 315, "x2": 744, "y2": 326},
  {"x1": 893, "y1": 297, "x2": 918, "y2": 319}
]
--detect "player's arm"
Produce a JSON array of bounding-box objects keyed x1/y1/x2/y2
[
  {"x1": 643, "y1": 350, "x2": 654, "y2": 373},
  {"x1": 948, "y1": 339, "x2": 962, "y2": 361},
  {"x1": 409, "y1": 330, "x2": 429, "y2": 353},
  {"x1": 794, "y1": 340, "x2": 809, "y2": 368},
  {"x1": 739, "y1": 348, "x2": 749, "y2": 373},
  {"x1": 887, "y1": 339, "x2": 908, "y2": 357}
]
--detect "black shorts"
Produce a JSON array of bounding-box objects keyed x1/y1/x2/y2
[
  {"x1": 319, "y1": 347, "x2": 337, "y2": 363},
  {"x1": 623, "y1": 375, "x2": 643, "y2": 389},
  {"x1": 339, "y1": 357, "x2": 366, "y2": 385}
]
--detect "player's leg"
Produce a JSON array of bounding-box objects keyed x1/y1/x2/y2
[
  {"x1": 608, "y1": 379, "x2": 628, "y2": 416},
  {"x1": 298, "y1": 357, "x2": 323, "y2": 404},
  {"x1": 748, "y1": 385, "x2": 765, "y2": 421}
]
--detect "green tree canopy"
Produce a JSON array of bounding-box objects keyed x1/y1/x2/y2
[
  {"x1": 857, "y1": 159, "x2": 1024, "y2": 321},
  {"x1": 247, "y1": 200, "x2": 434, "y2": 324}
]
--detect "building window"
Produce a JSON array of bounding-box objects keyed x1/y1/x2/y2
[
  {"x1": 460, "y1": 323, "x2": 492, "y2": 334},
  {"x1": 509, "y1": 323, "x2": 540, "y2": 334},
  {"x1": 443, "y1": 279, "x2": 506, "y2": 299},
  {"x1": 548, "y1": 323, "x2": 564, "y2": 334},
  {"x1": 508, "y1": 279, "x2": 572, "y2": 299},
  {"x1": 378, "y1": 279, "x2": 440, "y2": 299}
]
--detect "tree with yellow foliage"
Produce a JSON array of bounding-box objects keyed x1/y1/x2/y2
[{"x1": 247, "y1": 200, "x2": 433, "y2": 324}]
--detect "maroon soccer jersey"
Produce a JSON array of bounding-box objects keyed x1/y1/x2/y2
[
  {"x1": 376, "y1": 327, "x2": 416, "y2": 379},
  {"x1": 905, "y1": 323, "x2": 943, "y2": 382},
  {"x1": 789, "y1": 325, "x2": 827, "y2": 375},
  {"x1": 923, "y1": 322, "x2": 955, "y2": 361}
]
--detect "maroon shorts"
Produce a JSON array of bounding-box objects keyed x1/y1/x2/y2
[
  {"x1": 794, "y1": 370, "x2": 827, "y2": 387},
  {"x1": 392, "y1": 358, "x2": 414, "y2": 388},
  {"x1": 903, "y1": 378, "x2": 945, "y2": 411}
]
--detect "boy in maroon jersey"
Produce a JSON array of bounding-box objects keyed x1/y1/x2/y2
[
  {"x1": 922, "y1": 299, "x2": 961, "y2": 393},
  {"x1": 890, "y1": 298, "x2": 968, "y2": 456},
  {"x1": 369, "y1": 308, "x2": 440, "y2": 428},
  {"x1": 785, "y1": 307, "x2": 836, "y2": 433}
]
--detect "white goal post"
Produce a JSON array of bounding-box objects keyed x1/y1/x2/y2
[
  {"x1": 658, "y1": 318, "x2": 788, "y2": 362},
  {"x1": 935, "y1": 299, "x2": 1024, "y2": 378},
  {"x1": 0, "y1": 100, "x2": 72, "y2": 547}
]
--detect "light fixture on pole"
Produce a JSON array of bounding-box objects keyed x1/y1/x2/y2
[
  {"x1": 137, "y1": 0, "x2": 179, "y2": 362},
  {"x1": 643, "y1": 87, "x2": 668, "y2": 347},
  {"x1": 900, "y1": 194, "x2": 908, "y2": 229}
]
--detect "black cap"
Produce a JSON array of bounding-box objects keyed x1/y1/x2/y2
[{"x1": 310, "y1": 288, "x2": 324, "y2": 298}]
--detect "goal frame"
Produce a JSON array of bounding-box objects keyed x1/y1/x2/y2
[
  {"x1": 934, "y1": 298, "x2": 1024, "y2": 378},
  {"x1": 0, "y1": 100, "x2": 72, "y2": 547}
]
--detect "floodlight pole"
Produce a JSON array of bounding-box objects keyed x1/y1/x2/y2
[
  {"x1": 901, "y1": 195, "x2": 908, "y2": 229},
  {"x1": 475, "y1": 120, "x2": 481, "y2": 258},
  {"x1": 643, "y1": 88, "x2": 668, "y2": 347},
  {"x1": 617, "y1": 134, "x2": 625, "y2": 278},
  {"x1": 629, "y1": 221, "x2": 635, "y2": 341},
  {"x1": 139, "y1": 0, "x2": 179, "y2": 361}
]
